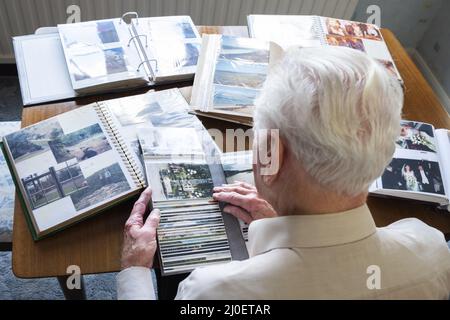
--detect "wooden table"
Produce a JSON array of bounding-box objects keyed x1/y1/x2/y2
[{"x1": 12, "y1": 26, "x2": 450, "y2": 297}]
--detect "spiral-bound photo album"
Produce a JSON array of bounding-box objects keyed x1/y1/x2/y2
[
  {"x1": 0, "y1": 101, "x2": 147, "y2": 240},
  {"x1": 247, "y1": 15, "x2": 402, "y2": 83}
]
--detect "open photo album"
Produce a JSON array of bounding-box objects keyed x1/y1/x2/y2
[
  {"x1": 1, "y1": 103, "x2": 147, "y2": 240},
  {"x1": 58, "y1": 15, "x2": 201, "y2": 92},
  {"x1": 370, "y1": 120, "x2": 450, "y2": 211},
  {"x1": 0, "y1": 88, "x2": 193, "y2": 240},
  {"x1": 247, "y1": 14, "x2": 402, "y2": 83},
  {"x1": 190, "y1": 35, "x2": 269, "y2": 126},
  {"x1": 137, "y1": 107, "x2": 248, "y2": 275},
  {"x1": 13, "y1": 15, "x2": 201, "y2": 105}
]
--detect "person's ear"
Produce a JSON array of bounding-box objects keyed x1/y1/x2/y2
[{"x1": 255, "y1": 129, "x2": 285, "y2": 186}]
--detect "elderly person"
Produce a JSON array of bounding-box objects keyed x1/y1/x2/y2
[{"x1": 117, "y1": 46, "x2": 450, "y2": 299}]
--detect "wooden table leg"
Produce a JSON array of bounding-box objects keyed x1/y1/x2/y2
[{"x1": 57, "y1": 275, "x2": 87, "y2": 300}]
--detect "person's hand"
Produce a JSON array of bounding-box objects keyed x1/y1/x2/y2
[
  {"x1": 121, "y1": 187, "x2": 160, "y2": 270},
  {"x1": 213, "y1": 181, "x2": 277, "y2": 224}
]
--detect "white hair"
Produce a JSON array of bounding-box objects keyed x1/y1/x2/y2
[{"x1": 254, "y1": 46, "x2": 404, "y2": 196}]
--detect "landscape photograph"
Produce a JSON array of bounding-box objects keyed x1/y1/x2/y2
[
  {"x1": 5, "y1": 119, "x2": 63, "y2": 161},
  {"x1": 48, "y1": 123, "x2": 112, "y2": 163},
  {"x1": 213, "y1": 59, "x2": 267, "y2": 89},
  {"x1": 219, "y1": 36, "x2": 269, "y2": 64},
  {"x1": 139, "y1": 127, "x2": 204, "y2": 158},
  {"x1": 213, "y1": 84, "x2": 261, "y2": 107},
  {"x1": 155, "y1": 41, "x2": 200, "y2": 74},
  {"x1": 149, "y1": 19, "x2": 198, "y2": 40},
  {"x1": 146, "y1": 161, "x2": 214, "y2": 201},
  {"x1": 21, "y1": 160, "x2": 88, "y2": 210},
  {"x1": 70, "y1": 163, "x2": 130, "y2": 211}
]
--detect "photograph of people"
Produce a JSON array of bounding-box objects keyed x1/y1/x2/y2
[
  {"x1": 382, "y1": 158, "x2": 444, "y2": 195},
  {"x1": 396, "y1": 121, "x2": 437, "y2": 152},
  {"x1": 401, "y1": 164, "x2": 419, "y2": 192},
  {"x1": 325, "y1": 18, "x2": 382, "y2": 41}
]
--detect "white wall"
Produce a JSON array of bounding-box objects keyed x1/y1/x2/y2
[
  {"x1": 352, "y1": 0, "x2": 443, "y2": 48},
  {"x1": 417, "y1": 0, "x2": 450, "y2": 98}
]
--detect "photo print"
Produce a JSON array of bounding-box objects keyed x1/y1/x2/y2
[
  {"x1": 396, "y1": 121, "x2": 437, "y2": 153},
  {"x1": 69, "y1": 46, "x2": 129, "y2": 81},
  {"x1": 48, "y1": 123, "x2": 112, "y2": 163},
  {"x1": 5, "y1": 119, "x2": 63, "y2": 162},
  {"x1": 221, "y1": 151, "x2": 254, "y2": 185},
  {"x1": 21, "y1": 158, "x2": 87, "y2": 210},
  {"x1": 326, "y1": 34, "x2": 366, "y2": 52},
  {"x1": 381, "y1": 158, "x2": 444, "y2": 195},
  {"x1": 146, "y1": 161, "x2": 214, "y2": 202},
  {"x1": 325, "y1": 18, "x2": 382, "y2": 41},
  {"x1": 213, "y1": 59, "x2": 268, "y2": 89},
  {"x1": 139, "y1": 127, "x2": 204, "y2": 158},
  {"x1": 69, "y1": 162, "x2": 130, "y2": 210},
  {"x1": 213, "y1": 84, "x2": 261, "y2": 107},
  {"x1": 147, "y1": 19, "x2": 198, "y2": 40},
  {"x1": 109, "y1": 96, "x2": 197, "y2": 128},
  {"x1": 154, "y1": 41, "x2": 201, "y2": 74},
  {"x1": 218, "y1": 36, "x2": 269, "y2": 64},
  {"x1": 60, "y1": 20, "x2": 121, "y2": 49}
]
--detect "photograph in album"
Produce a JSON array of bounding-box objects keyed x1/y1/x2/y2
[
  {"x1": 144, "y1": 161, "x2": 214, "y2": 202},
  {"x1": 1, "y1": 104, "x2": 144, "y2": 239},
  {"x1": 48, "y1": 123, "x2": 112, "y2": 163},
  {"x1": 139, "y1": 127, "x2": 204, "y2": 158},
  {"x1": 396, "y1": 121, "x2": 437, "y2": 153},
  {"x1": 381, "y1": 158, "x2": 444, "y2": 195}
]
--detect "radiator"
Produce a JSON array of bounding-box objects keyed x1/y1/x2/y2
[{"x1": 0, "y1": 0, "x2": 359, "y2": 62}]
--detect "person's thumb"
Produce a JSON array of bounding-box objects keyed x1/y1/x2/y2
[{"x1": 143, "y1": 208, "x2": 160, "y2": 230}]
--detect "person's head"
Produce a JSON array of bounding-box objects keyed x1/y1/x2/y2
[
  {"x1": 253, "y1": 46, "x2": 403, "y2": 214},
  {"x1": 400, "y1": 125, "x2": 411, "y2": 136}
]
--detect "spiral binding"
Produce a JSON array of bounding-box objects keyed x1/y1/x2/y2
[
  {"x1": 313, "y1": 16, "x2": 327, "y2": 46},
  {"x1": 94, "y1": 102, "x2": 146, "y2": 188}
]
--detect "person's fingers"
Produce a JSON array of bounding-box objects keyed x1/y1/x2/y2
[
  {"x1": 223, "y1": 205, "x2": 253, "y2": 224},
  {"x1": 125, "y1": 187, "x2": 152, "y2": 233},
  {"x1": 234, "y1": 181, "x2": 257, "y2": 190},
  {"x1": 213, "y1": 191, "x2": 251, "y2": 212},
  {"x1": 213, "y1": 185, "x2": 254, "y2": 195},
  {"x1": 142, "y1": 209, "x2": 160, "y2": 237},
  {"x1": 218, "y1": 181, "x2": 256, "y2": 190}
]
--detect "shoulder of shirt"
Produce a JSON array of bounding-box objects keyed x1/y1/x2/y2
[
  {"x1": 383, "y1": 217, "x2": 444, "y2": 240},
  {"x1": 380, "y1": 217, "x2": 450, "y2": 260}
]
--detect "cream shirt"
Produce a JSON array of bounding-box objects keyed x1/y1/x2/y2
[{"x1": 117, "y1": 204, "x2": 450, "y2": 299}]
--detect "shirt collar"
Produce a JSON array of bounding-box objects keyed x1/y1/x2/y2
[{"x1": 248, "y1": 204, "x2": 377, "y2": 257}]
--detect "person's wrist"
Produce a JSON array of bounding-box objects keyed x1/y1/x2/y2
[{"x1": 120, "y1": 257, "x2": 153, "y2": 270}]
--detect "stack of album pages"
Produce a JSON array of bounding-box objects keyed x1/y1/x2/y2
[
  {"x1": 136, "y1": 99, "x2": 249, "y2": 275},
  {"x1": 13, "y1": 15, "x2": 201, "y2": 105},
  {"x1": 190, "y1": 35, "x2": 270, "y2": 126},
  {"x1": 370, "y1": 120, "x2": 450, "y2": 211}
]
